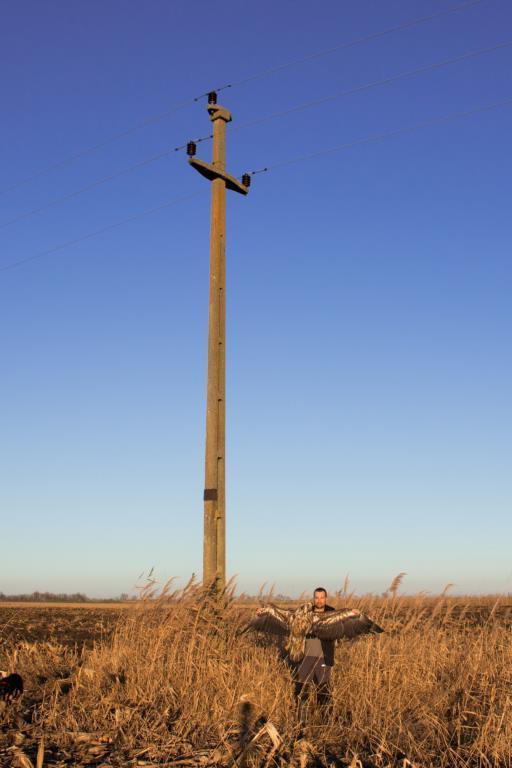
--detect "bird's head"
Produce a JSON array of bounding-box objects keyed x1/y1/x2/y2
[
  {"x1": 289, "y1": 601, "x2": 315, "y2": 637},
  {"x1": 295, "y1": 601, "x2": 314, "y2": 617}
]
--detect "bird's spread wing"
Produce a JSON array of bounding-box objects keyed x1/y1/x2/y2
[
  {"x1": 311, "y1": 608, "x2": 384, "y2": 640},
  {"x1": 244, "y1": 604, "x2": 291, "y2": 636}
]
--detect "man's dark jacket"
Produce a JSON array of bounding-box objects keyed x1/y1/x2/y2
[{"x1": 310, "y1": 604, "x2": 336, "y2": 667}]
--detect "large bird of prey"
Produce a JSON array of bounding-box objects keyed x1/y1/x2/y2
[{"x1": 245, "y1": 602, "x2": 383, "y2": 662}]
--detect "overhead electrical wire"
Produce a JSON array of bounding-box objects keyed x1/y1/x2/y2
[
  {"x1": 247, "y1": 96, "x2": 512, "y2": 176},
  {"x1": 2, "y1": 96, "x2": 510, "y2": 275},
  {"x1": 0, "y1": 100, "x2": 193, "y2": 198},
  {"x1": 0, "y1": 147, "x2": 179, "y2": 230},
  {"x1": 0, "y1": 0, "x2": 483, "y2": 197},
  {"x1": 0, "y1": 190, "x2": 206, "y2": 273},
  {"x1": 229, "y1": 39, "x2": 512, "y2": 138},
  {"x1": 4, "y1": 38, "x2": 509, "y2": 230},
  {"x1": 200, "y1": 0, "x2": 484, "y2": 94},
  {"x1": 0, "y1": 133, "x2": 215, "y2": 230},
  {"x1": 179, "y1": 38, "x2": 512, "y2": 149}
]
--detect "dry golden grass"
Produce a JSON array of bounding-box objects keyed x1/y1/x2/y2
[
  {"x1": 1, "y1": 579, "x2": 512, "y2": 767},
  {"x1": 0, "y1": 602, "x2": 129, "y2": 609}
]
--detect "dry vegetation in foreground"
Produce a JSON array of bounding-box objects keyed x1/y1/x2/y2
[{"x1": 1, "y1": 579, "x2": 512, "y2": 768}]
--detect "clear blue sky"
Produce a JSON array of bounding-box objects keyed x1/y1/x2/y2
[{"x1": 1, "y1": 0, "x2": 511, "y2": 597}]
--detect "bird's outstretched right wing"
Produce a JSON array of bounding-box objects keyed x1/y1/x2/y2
[
  {"x1": 243, "y1": 604, "x2": 291, "y2": 636},
  {"x1": 312, "y1": 608, "x2": 384, "y2": 640}
]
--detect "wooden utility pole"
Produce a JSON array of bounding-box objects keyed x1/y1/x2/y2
[{"x1": 188, "y1": 92, "x2": 250, "y2": 593}]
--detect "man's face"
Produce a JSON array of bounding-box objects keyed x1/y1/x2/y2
[{"x1": 313, "y1": 590, "x2": 327, "y2": 610}]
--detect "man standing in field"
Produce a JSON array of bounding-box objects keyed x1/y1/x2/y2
[
  {"x1": 293, "y1": 587, "x2": 335, "y2": 723},
  {"x1": 248, "y1": 586, "x2": 383, "y2": 726}
]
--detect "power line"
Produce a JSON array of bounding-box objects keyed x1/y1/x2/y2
[
  {"x1": 230, "y1": 40, "x2": 512, "y2": 137},
  {"x1": 4, "y1": 38, "x2": 509, "y2": 233},
  {"x1": 0, "y1": 0, "x2": 483, "y2": 198},
  {"x1": 3, "y1": 97, "x2": 509, "y2": 275},
  {"x1": 0, "y1": 100, "x2": 194, "y2": 198},
  {"x1": 248, "y1": 96, "x2": 512, "y2": 175},
  {"x1": 0, "y1": 132, "x2": 218, "y2": 230},
  {"x1": 211, "y1": 0, "x2": 485, "y2": 93},
  {"x1": 0, "y1": 190, "x2": 206, "y2": 274},
  {"x1": 175, "y1": 38, "x2": 511, "y2": 152},
  {"x1": 0, "y1": 147, "x2": 179, "y2": 230}
]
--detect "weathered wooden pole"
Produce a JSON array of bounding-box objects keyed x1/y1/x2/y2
[{"x1": 188, "y1": 92, "x2": 250, "y2": 593}]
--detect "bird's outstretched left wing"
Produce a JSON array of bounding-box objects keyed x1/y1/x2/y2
[
  {"x1": 244, "y1": 604, "x2": 291, "y2": 636},
  {"x1": 312, "y1": 608, "x2": 383, "y2": 640}
]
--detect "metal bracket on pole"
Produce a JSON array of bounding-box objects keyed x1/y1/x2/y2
[{"x1": 189, "y1": 158, "x2": 248, "y2": 195}]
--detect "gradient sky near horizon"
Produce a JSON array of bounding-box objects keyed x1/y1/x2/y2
[{"x1": 1, "y1": 0, "x2": 511, "y2": 598}]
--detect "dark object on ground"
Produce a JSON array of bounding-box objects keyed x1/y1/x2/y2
[{"x1": 0, "y1": 673, "x2": 24, "y2": 702}]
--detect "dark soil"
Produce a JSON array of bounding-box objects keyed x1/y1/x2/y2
[{"x1": 0, "y1": 606, "x2": 123, "y2": 648}]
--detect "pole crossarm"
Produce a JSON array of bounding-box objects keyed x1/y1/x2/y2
[
  {"x1": 187, "y1": 95, "x2": 250, "y2": 594},
  {"x1": 188, "y1": 158, "x2": 248, "y2": 195}
]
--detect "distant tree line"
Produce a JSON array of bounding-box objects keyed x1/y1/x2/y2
[
  {"x1": 0, "y1": 591, "x2": 137, "y2": 602},
  {"x1": 0, "y1": 590, "x2": 297, "y2": 604},
  {"x1": 235, "y1": 593, "x2": 293, "y2": 603}
]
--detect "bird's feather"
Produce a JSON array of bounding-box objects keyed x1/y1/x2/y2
[
  {"x1": 311, "y1": 608, "x2": 384, "y2": 640},
  {"x1": 244, "y1": 604, "x2": 291, "y2": 636}
]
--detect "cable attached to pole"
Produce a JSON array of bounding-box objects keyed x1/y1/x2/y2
[
  {"x1": 177, "y1": 38, "x2": 512, "y2": 154},
  {"x1": 198, "y1": 0, "x2": 485, "y2": 95},
  {"x1": 250, "y1": 96, "x2": 512, "y2": 176},
  {"x1": 0, "y1": 0, "x2": 486, "y2": 198}
]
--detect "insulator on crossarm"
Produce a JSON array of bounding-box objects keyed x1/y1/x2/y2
[
  {"x1": 207, "y1": 91, "x2": 217, "y2": 105},
  {"x1": 242, "y1": 173, "x2": 251, "y2": 188},
  {"x1": 187, "y1": 141, "x2": 197, "y2": 157}
]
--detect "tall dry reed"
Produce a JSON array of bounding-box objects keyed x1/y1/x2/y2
[{"x1": 2, "y1": 579, "x2": 511, "y2": 767}]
